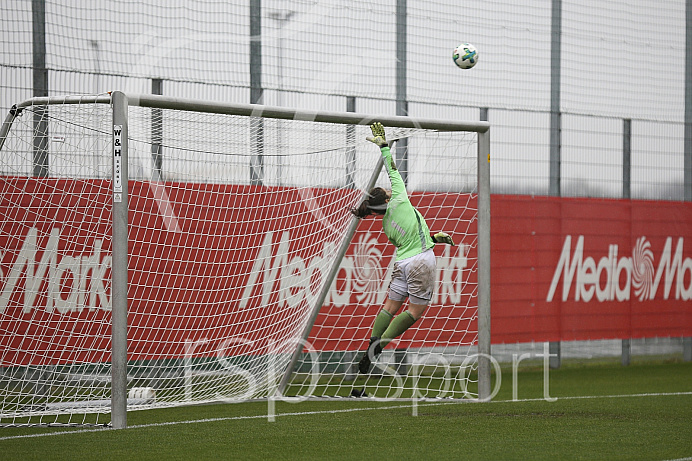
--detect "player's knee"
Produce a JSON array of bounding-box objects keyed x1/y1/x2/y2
[{"x1": 407, "y1": 304, "x2": 427, "y2": 320}]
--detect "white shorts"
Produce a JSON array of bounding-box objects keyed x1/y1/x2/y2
[{"x1": 388, "y1": 249, "x2": 436, "y2": 305}]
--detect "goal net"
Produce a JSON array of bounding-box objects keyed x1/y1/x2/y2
[{"x1": 0, "y1": 93, "x2": 489, "y2": 427}]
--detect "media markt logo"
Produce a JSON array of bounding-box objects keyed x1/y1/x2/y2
[
  {"x1": 546, "y1": 235, "x2": 692, "y2": 303},
  {"x1": 349, "y1": 232, "x2": 387, "y2": 307},
  {"x1": 0, "y1": 227, "x2": 111, "y2": 313},
  {"x1": 240, "y1": 230, "x2": 468, "y2": 310}
]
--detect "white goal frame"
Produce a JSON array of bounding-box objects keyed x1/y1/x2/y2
[{"x1": 0, "y1": 92, "x2": 490, "y2": 428}]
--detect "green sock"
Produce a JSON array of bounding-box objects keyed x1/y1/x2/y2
[
  {"x1": 380, "y1": 311, "x2": 417, "y2": 348},
  {"x1": 371, "y1": 309, "x2": 394, "y2": 338}
]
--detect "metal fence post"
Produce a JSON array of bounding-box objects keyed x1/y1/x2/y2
[
  {"x1": 151, "y1": 78, "x2": 163, "y2": 181},
  {"x1": 549, "y1": 0, "x2": 563, "y2": 369},
  {"x1": 32, "y1": 0, "x2": 48, "y2": 178},
  {"x1": 396, "y1": 0, "x2": 409, "y2": 185},
  {"x1": 250, "y1": 0, "x2": 264, "y2": 185},
  {"x1": 346, "y1": 96, "x2": 356, "y2": 189},
  {"x1": 622, "y1": 118, "x2": 632, "y2": 366}
]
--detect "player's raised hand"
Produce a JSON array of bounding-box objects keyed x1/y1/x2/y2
[{"x1": 366, "y1": 122, "x2": 388, "y2": 147}]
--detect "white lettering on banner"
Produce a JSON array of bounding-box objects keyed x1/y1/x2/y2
[
  {"x1": 547, "y1": 235, "x2": 691, "y2": 303},
  {"x1": 240, "y1": 231, "x2": 469, "y2": 310},
  {"x1": 240, "y1": 231, "x2": 333, "y2": 310},
  {"x1": 436, "y1": 244, "x2": 468, "y2": 305},
  {"x1": 0, "y1": 227, "x2": 111, "y2": 313}
]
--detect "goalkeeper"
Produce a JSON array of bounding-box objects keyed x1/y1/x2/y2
[{"x1": 351, "y1": 122, "x2": 455, "y2": 374}]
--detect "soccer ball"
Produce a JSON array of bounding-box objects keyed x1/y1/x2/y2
[{"x1": 453, "y1": 43, "x2": 478, "y2": 69}]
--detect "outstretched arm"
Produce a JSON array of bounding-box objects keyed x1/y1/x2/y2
[{"x1": 366, "y1": 122, "x2": 406, "y2": 198}]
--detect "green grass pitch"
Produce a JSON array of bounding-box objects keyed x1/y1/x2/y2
[{"x1": 1, "y1": 360, "x2": 691, "y2": 460}]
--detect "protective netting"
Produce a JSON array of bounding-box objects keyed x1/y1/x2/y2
[{"x1": 0, "y1": 96, "x2": 479, "y2": 425}]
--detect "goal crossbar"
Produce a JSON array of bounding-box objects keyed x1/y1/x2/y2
[{"x1": 1, "y1": 94, "x2": 489, "y2": 149}]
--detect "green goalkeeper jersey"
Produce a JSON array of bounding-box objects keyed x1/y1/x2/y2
[{"x1": 380, "y1": 146, "x2": 435, "y2": 261}]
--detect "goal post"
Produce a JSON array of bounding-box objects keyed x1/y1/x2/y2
[
  {"x1": 111, "y1": 91, "x2": 129, "y2": 429},
  {"x1": 0, "y1": 92, "x2": 490, "y2": 427},
  {"x1": 477, "y1": 121, "x2": 491, "y2": 401}
]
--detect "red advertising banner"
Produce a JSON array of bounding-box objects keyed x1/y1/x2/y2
[
  {"x1": 1, "y1": 178, "x2": 690, "y2": 367},
  {"x1": 0, "y1": 178, "x2": 113, "y2": 366},
  {"x1": 0, "y1": 179, "x2": 475, "y2": 365},
  {"x1": 491, "y1": 195, "x2": 692, "y2": 343}
]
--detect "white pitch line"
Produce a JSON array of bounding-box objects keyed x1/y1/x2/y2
[
  {"x1": 1, "y1": 391, "x2": 691, "y2": 442},
  {"x1": 0, "y1": 403, "x2": 415, "y2": 441},
  {"x1": 501, "y1": 391, "x2": 692, "y2": 403}
]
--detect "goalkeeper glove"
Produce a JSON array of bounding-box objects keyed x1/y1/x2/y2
[
  {"x1": 366, "y1": 122, "x2": 388, "y2": 148},
  {"x1": 432, "y1": 232, "x2": 455, "y2": 246}
]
